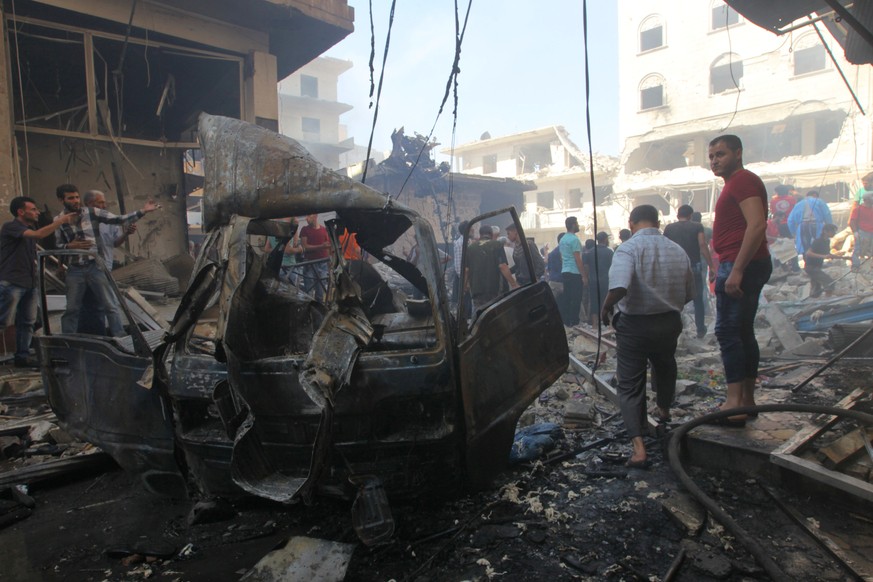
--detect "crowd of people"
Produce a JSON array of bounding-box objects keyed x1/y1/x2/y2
[
  {"x1": 0, "y1": 184, "x2": 157, "y2": 367},
  {"x1": 2, "y1": 137, "x2": 870, "y2": 469}
]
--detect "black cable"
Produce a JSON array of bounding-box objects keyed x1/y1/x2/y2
[
  {"x1": 582, "y1": 0, "x2": 604, "y2": 370},
  {"x1": 361, "y1": 0, "x2": 397, "y2": 185},
  {"x1": 667, "y1": 403, "x2": 873, "y2": 582}
]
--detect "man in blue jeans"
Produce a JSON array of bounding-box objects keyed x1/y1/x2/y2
[
  {"x1": 664, "y1": 205, "x2": 714, "y2": 338},
  {"x1": 54, "y1": 184, "x2": 158, "y2": 336},
  {"x1": 0, "y1": 197, "x2": 76, "y2": 366},
  {"x1": 709, "y1": 135, "x2": 772, "y2": 426}
]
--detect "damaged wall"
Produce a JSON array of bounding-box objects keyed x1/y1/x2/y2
[{"x1": 20, "y1": 134, "x2": 186, "y2": 259}]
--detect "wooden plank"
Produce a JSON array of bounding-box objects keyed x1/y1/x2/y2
[
  {"x1": 771, "y1": 453, "x2": 873, "y2": 503},
  {"x1": 772, "y1": 388, "x2": 868, "y2": 456},
  {"x1": 820, "y1": 427, "x2": 873, "y2": 468},
  {"x1": 569, "y1": 355, "x2": 659, "y2": 431},
  {"x1": 0, "y1": 452, "x2": 113, "y2": 488},
  {"x1": 764, "y1": 303, "x2": 803, "y2": 350}
]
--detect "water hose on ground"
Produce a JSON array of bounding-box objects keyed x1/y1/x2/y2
[{"x1": 667, "y1": 403, "x2": 873, "y2": 582}]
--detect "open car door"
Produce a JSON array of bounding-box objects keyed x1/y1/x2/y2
[
  {"x1": 35, "y1": 250, "x2": 185, "y2": 496},
  {"x1": 457, "y1": 208, "x2": 568, "y2": 488}
]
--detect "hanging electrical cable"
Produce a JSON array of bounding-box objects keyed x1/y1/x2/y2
[
  {"x1": 582, "y1": 0, "x2": 605, "y2": 371},
  {"x1": 9, "y1": 0, "x2": 30, "y2": 194},
  {"x1": 395, "y1": 0, "x2": 473, "y2": 277},
  {"x1": 361, "y1": 0, "x2": 397, "y2": 185}
]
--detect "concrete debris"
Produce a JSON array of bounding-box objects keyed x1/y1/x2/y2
[{"x1": 111, "y1": 258, "x2": 181, "y2": 295}]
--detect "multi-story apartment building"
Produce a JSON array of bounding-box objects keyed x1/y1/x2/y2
[
  {"x1": 278, "y1": 56, "x2": 356, "y2": 170},
  {"x1": 615, "y1": 0, "x2": 873, "y2": 217},
  {"x1": 446, "y1": 126, "x2": 619, "y2": 247}
]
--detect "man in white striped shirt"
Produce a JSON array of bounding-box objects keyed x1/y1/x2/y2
[{"x1": 601, "y1": 205, "x2": 694, "y2": 468}]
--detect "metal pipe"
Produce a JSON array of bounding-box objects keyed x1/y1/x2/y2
[{"x1": 812, "y1": 21, "x2": 866, "y2": 115}]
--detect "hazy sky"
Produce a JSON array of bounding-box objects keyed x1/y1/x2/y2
[{"x1": 325, "y1": 1, "x2": 619, "y2": 159}]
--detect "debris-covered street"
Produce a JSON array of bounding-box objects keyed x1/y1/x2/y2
[{"x1": 3, "y1": 258, "x2": 873, "y2": 581}]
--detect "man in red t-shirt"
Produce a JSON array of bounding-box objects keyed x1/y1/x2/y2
[
  {"x1": 849, "y1": 192, "x2": 873, "y2": 270},
  {"x1": 299, "y1": 214, "x2": 330, "y2": 301},
  {"x1": 708, "y1": 134, "x2": 772, "y2": 427}
]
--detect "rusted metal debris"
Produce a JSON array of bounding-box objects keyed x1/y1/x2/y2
[{"x1": 34, "y1": 114, "x2": 569, "y2": 542}]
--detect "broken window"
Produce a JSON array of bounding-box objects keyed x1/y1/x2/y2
[
  {"x1": 568, "y1": 188, "x2": 583, "y2": 209},
  {"x1": 302, "y1": 117, "x2": 321, "y2": 137},
  {"x1": 640, "y1": 74, "x2": 665, "y2": 110},
  {"x1": 710, "y1": 55, "x2": 743, "y2": 94},
  {"x1": 301, "y1": 74, "x2": 319, "y2": 98},
  {"x1": 483, "y1": 154, "x2": 497, "y2": 174},
  {"x1": 639, "y1": 15, "x2": 664, "y2": 52},
  {"x1": 514, "y1": 143, "x2": 552, "y2": 173},
  {"x1": 711, "y1": 3, "x2": 739, "y2": 30},
  {"x1": 537, "y1": 191, "x2": 554, "y2": 210},
  {"x1": 7, "y1": 18, "x2": 242, "y2": 143},
  {"x1": 794, "y1": 38, "x2": 826, "y2": 76}
]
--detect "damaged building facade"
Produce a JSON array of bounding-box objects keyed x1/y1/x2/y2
[
  {"x1": 0, "y1": 0, "x2": 354, "y2": 260},
  {"x1": 614, "y1": 0, "x2": 873, "y2": 216},
  {"x1": 445, "y1": 126, "x2": 619, "y2": 247}
]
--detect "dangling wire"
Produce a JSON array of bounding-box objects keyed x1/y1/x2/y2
[
  {"x1": 361, "y1": 0, "x2": 397, "y2": 184},
  {"x1": 10, "y1": 0, "x2": 30, "y2": 194},
  {"x1": 582, "y1": 0, "x2": 605, "y2": 371},
  {"x1": 397, "y1": 0, "x2": 473, "y2": 262}
]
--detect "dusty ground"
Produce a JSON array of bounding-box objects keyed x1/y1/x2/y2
[{"x1": 2, "y1": 358, "x2": 872, "y2": 581}]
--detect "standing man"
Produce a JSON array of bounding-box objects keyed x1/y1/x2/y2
[
  {"x1": 600, "y1": 205, "x2": 693, "y2": 468},
  {"x1": 849, "y1": 192, "x2": 873, "y2": 271},
  {"x1": 55, "y1": 184, "x2": 158, "y2": 336},
  {"x1": 0, "y1": 198, "x2": 75, "y2": 366},
  {"x1": 854, "y1": 172, "x2": 873, "y2": 205},
  {"x1": 787, "y1": 190, "x2": 832, "y2": 259},
  {"x1": 583, "y1": 231, "x2": 613, "y2": 327},
  {"x1": 505, "y1": 224, "x2": 544, "y2": 285},
  {"x1": 559, "y1": 216, "x2": 584, "y2": 327},
  {"x1": 546, "y1": 233, "x2": 565, "y2": 301},
  {"x1": 664, "y1": 204, "x2": 714, "y2": 338},
  {"x1": 804, "y1": 223, "x2": 840, "y2": 298},
  {"x1": 708, "y1": 135, "x2": 772, "y2": 425},
  {"x1": 465, "y1": 224, "x2": 517, "y2": 314},
  {"x1": 769, "y1": 185, "x2": 797, "y2": 238},
  {"x1": 83, "y1": 190, "x2": 137, "y2": 270},
  {"x1": 299, "y1": 214, "x2": 330, "y2": 301}
]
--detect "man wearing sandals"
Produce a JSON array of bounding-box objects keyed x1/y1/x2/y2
[
  {"x1": 601, "y1": 205, "x2": 693, "y2": 468},
  {"x1": 709, "y1": 135, "x2": 772, "y2": 426}
]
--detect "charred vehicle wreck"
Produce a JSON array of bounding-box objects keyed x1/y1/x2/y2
[{"x1": 36, "y1": 114, "x2": 568, "y2": 542}]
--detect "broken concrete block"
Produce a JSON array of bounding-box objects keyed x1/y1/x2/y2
[
  {"x1": 187, "y1": 498, "x2": 235, "y2": 526},
  {"x1": 676, "y1": 379, "x2": 698, "y2": 395},
  {"x1": 660, "y1": 491, "x2": 705, "y2": 535},
  {"x1": 48, "y1": 427, "x2": 74, "y2": 445},
  {"x1": 786, "y1": 338, "x2": 826, "y2": 357},
  {"x1": 27, "y1": 421, "x2": 55, "y2": 444},
  {"x1": 0, "y1": 375, "x2": 42, "y2": 397}
]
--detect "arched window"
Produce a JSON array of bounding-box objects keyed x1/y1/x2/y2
[
  {"x1": 639, "y1": 15, "x2": 664, "y2": 52},
  {"x1": 640, "y1": 74, "x2": 665, "y2": 110},
  {"x1": 711, "y1": 1, "x2": 739, "y2": 31},
  {"x1": 710, "y1": 53, "x2": 743, "y2": 94},
  {"x1": 793, "y1": 34, "x2": 826, "y2": 75}
]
